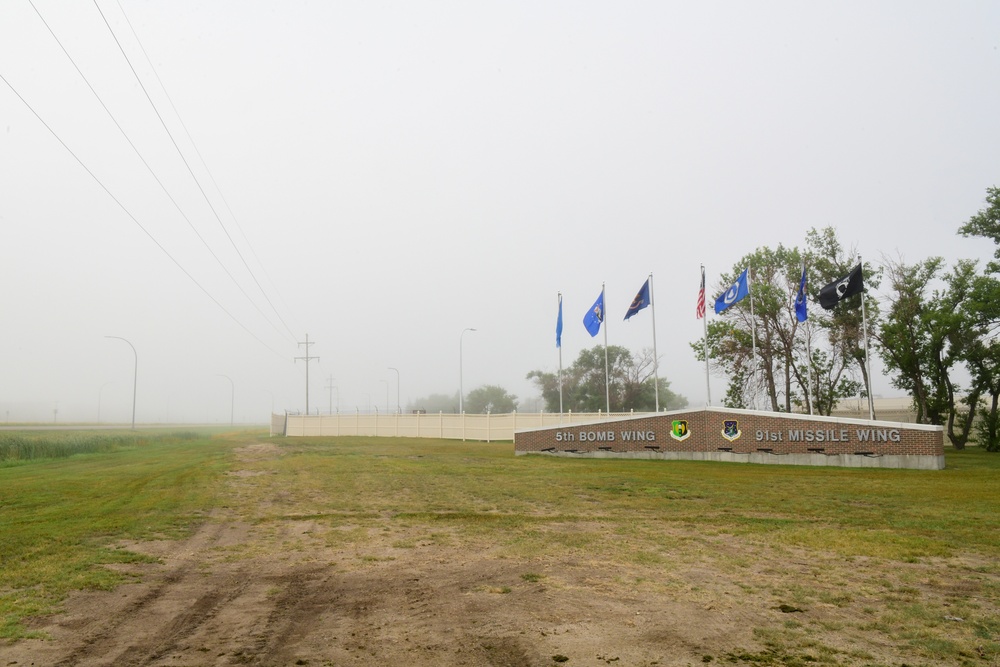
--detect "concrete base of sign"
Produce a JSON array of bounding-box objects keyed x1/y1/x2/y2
[{"x1": 515, "y1": 449, "x2": 945, "y2": 470}]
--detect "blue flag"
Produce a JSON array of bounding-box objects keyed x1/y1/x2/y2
[
  {"x1": 714, "y1": 268, "x2": 750, "y2": 314},
  {"x1": 795, "y1": 263, "x2": 808, "y2": 322},
  {"x1": 583, "y1": 289, "x2": 604, "y2": 337},
  {"x1": 556, "y1": 294, "x2": 564, "y2": 348},
  {"x1": 624, "y1": 278, "x2": 651, "y2": 320}
]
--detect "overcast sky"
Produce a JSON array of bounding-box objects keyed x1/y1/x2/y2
[{"x1": 2, "y1": 1, "x2": 998, "y2": 424}]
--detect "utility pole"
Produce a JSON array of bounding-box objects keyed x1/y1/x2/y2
[
  {"x1": 325, "y1": 374, "x2": 336, "y2": 414},
  {"x1": 294, "y1": 334, "x2": 319, "y2": 415}
]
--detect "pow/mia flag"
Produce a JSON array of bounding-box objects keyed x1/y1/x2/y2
[{"x1": 818, "y1": 263, "x2": 863, "y2": 310}]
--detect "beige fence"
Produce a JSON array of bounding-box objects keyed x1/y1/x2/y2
[
  {"x1": 272, "y1": 399, "x2": 919, "y2": 441},
  {"x1": 274, "y1": 411, "x2": 642, "y2": 441}
]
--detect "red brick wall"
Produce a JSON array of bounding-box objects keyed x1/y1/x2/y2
[{"x1": 514, "y1": 408, "x2": 943, "y2": 459}]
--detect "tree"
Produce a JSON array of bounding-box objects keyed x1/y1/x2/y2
[
  {"x1": 804, "y1": 227, "x2": 879, "y2": 415},
  {"x1": 464, "y1": 385, "x2": 518, "y2": 414},
  {"x1": 692, "y1": 228, "x2": 876, "y2": 415},
  {"x1": 876, "y1": 257, "x2": 982, "y2": 448},
  {"x1": 959, "y1": 186, "x2": 1000, "y2": 272},
  {"x1": 957, "y1": 186, "x2": 1000, "y2": 449},
  {"x1": 527, "y1": 345, "x2": 687, "y2": 413}
]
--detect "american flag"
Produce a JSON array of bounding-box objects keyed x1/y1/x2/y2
[{"x1": 696, "y1": 267, "x2": 706, "y2": 319}]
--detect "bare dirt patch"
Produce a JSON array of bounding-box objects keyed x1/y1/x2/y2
[{"x1": 2, "y1": 442, "x2": 996, "y2": 666}]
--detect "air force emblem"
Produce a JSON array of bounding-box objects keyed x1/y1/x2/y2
[
  {"x1": 722, "y1": 420, "x2": 741, "y2": 442},
  {"x1": 671, "y1": 420, "x2": 690, "y2": 441}
]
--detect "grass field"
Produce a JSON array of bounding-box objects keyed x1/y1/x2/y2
[{"x1": 1, "y1": 430, "x2": 998, "y2": 665}]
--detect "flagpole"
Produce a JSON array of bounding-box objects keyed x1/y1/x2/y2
[
  {"x1": 701, "y1": 265, "x2": 711, "y2": 407},
  {"x1": 649, "y1": 273, "x2": 660, "y2": 412},
  {"x1": 806, "y1": 322, "x2": 814, "y2": 415},
  {"x1": 557, "y1": 292, "x2": 564, "y2": 419},
  {"x1": 859, "y1": 256, "x2": 875, "y2": 421},
  {"x1": 602, "y1": 282, "x2": 610, "y2": 414},
  {"x1": 801, "y1": 260, "x2": 813, "y2": 415},
  {"x1": 748, "y1": 266, "x2": 758, "y2": 410}
]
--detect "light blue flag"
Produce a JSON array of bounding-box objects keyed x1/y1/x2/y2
[
  {"x1": 556, "y1": 294, "x2": 564, "y2": 348},
  {"x1": 714, "y1": 268, "x2": 750, "y2": 314},
  {"x1": 583, "y1": 289, "x2": 604, "y2": 337}
]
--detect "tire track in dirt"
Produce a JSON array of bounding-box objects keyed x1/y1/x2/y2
[{"x1": 46, "y1": 519, "x2": 247, "y2": 666}]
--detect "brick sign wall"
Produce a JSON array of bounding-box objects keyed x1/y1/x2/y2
[{"x1": 514, "y1": 407, "x2": 944, "y2": 470}]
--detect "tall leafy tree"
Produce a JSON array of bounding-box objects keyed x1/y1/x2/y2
[
  {"x1": 694, "y1": 228, "x2": 875, "y2": 415},
  {"x1": 958, "y1": 186, "x2": 1000, "y2": 449},
  {"x1": 464, "y1": 385, "x2": 518, "y2": 414},
  {"x1": 527, "y1": 345, "x2": 686, "y2": 413},
  {"x1": 804, "y1": 227, "x2": 879, "y2": 415},
  {"x1": 959, "y1": 186, "x2": 1000, "y2": 272},
  {"x1": 876, "y1": 257, "x2": 982, "y2": 447}
]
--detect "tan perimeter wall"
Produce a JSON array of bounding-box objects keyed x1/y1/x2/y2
[
  {"x1": 275, "y1": 411, "x2": 642, "y2": 440},
  {"x1": 514, "y1": 407, "x2": 944, "y2": 470}
]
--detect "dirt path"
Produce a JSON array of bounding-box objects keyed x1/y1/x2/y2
[
  {"x1": 2, "y1": 442, "x2": 993, "y2": 666},
  {"x1": 4, "y1": 513, "x2": 761, "y2": 666}
]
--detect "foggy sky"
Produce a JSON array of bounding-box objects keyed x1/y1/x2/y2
[{"x1": 2, "y1": 1, "x2": 998, "y2": 424}]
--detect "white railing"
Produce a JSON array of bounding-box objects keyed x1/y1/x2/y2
[{"x1": 273, "y1": 410, "x2": 645, "y2": 441}]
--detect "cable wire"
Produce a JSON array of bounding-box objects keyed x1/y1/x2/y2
[
  {"x1": 28, "y1": 0, "x2": 296, "y2": 346},
  {"x1": 92, "y1": 0, "x2": 301, "y2": 343},
  {"x1": 0, "y1": 72, "x2": 288, "y2": 361}
]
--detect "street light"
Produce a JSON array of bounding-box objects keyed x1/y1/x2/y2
[
  {"x1": 105, "y1": 336, "x2": 137, "y2": 429},
  {"x1": 459, "y1": 327, "x2": 477, "y2": 414},
  {"x1": 216, "y1": 374, "x2": 234, "y2": 426},
  {"x1": 388, "y1": 367, "x2": 400, "y2": 414}
]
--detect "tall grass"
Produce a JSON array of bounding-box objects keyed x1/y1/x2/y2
[{"x1": 0, "y1": 431, "x2": 144, "y2": 463}]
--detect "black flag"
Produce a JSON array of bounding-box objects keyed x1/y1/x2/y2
[{"x1": 819, "y1": 263, "x2": 863, "y2": 310}]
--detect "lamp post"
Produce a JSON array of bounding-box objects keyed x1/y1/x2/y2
[
  {"x1": 388, "y1": 367, "x2": 400, "y2": 414},
  {"x1": 105, "y1": 336, "x2": 137, "y2": 429},
  {"x1": 459, "y1": 327, "x2": 477, "y2": 414},
  {"x1": 216, "y1": 374, "x2": 234, "y2": 426}
]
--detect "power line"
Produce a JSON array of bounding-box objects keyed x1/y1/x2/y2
[
  {"x1": 0, "y1": 72, "x2": 287, "y2": 361},
  {"x1": 112, "y1": 0, "x2": 303, "y2": 339},
  {"x1": 27, "y1": 0, "x2": 295, "y2": 347},
  {"x1": 92, "y1": 0, "x2": 300, "y2": 343}
]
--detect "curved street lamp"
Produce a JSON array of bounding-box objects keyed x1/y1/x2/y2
[{"x1": 105, "y1": 336, "x2": 137, "y2": 429}]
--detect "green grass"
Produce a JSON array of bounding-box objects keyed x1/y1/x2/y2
[
  {"x1": 1, "y1": 433, "x2": 998, "y2": 664},
  {"x1": 0, "y1": 429, "x2": 235, "y2": 637},
  {"x1": 249, "y1": 438, "x2": 1000, "y2": 561}
]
